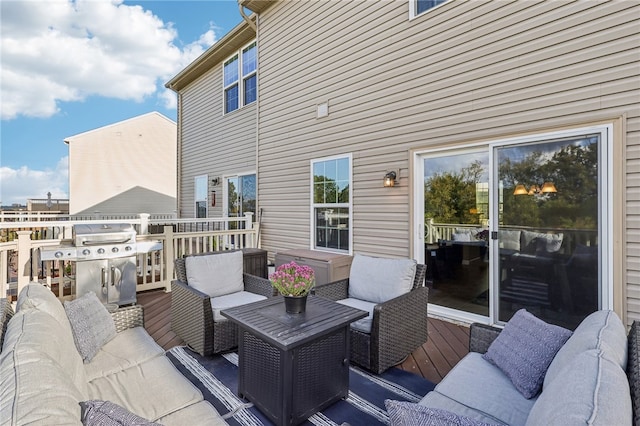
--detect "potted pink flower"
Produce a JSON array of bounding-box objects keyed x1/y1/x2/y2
[{"x1": 270, "y1": 261, "x2": 315, "y2": 313}]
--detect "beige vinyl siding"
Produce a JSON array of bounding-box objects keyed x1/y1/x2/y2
[
  {"x1": 178, "y1": 63, "x2": 257, "y2": 218},
  {"x1": 255, "y1": 0, "x2": 640, "y2": 317},
  {"x1": 66, "y1": 112, "x2": 176, "y2": 216}
]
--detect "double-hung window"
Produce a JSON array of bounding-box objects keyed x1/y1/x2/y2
[
  {"x1": 409, "y1": 0, "x2": 448, "y2": 19},
  {"x1": 223, "y1": 41, "x2": 257, "y2": 114},
  {"x1": 311, "y1": 155, "x2": 352, "y2": 252}
]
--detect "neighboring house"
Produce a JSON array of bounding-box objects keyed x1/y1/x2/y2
[
  {"x1": 64, "y1": 112, "x2": 177, "y2": 217},
  {"x1": 167, "y1": 1, "x2": 640, "y2": 329}
]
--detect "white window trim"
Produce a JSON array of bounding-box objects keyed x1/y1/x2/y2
[
  {"x1": 411, "y1": 124, "x2": 614, "y2": 326},
  {"x1": 409, "y1": 0, "x2": 450, "y2": 20},
  {"x1": 309, "y1": 153, "x2": 353, "y2": 255},
  {"x1": 222, "y1": 40, "x2": 257, "y2": 115},
  {"x1": 194, "y1": 174, "x2": 208, "y2": 218},
  {"x1": 222, "y1": 170, "x2": 257, "y2": 219}
]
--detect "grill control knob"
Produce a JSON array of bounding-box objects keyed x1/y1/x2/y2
[
  {"x1": 82, "y1": 249, "x2": 91, "y2": 256},
  {"x1": 54, "y1": 251, "x2": 63, "y2": 258},
  {"x1": 112, "y1": 247, "x2": 119, "y2": 253},
  {"x1": 97, "y1": 248, "x2": 105, "y2": 254},
  {"x1": 124, "y1": 246, "x2": 133, "y2": 252}
]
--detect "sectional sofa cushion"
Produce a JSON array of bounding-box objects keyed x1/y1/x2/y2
[
  {"x1": 422, "y1": 352, "x2": 536, "y2": 425},
  {"x1": 87, "y1": 355, "x2": 204, "y2": 422},
  {"x1": 482, "y1": 309, "x2": 572, "y2": 399},
  {"x1": 348, "y1": 254, "x2": 417, "y2": 304},
  {"x1": 543, "y1": 309, "x2": 627, "y2": 389},
  {"x1": 2, "y1": 306, "x2": 89, "y2": 395},
  {"x1": 16, "y1": 282, "x2": 70, "y2": 328},
  {"x1": 385, "y1": 400, "x2": 498, "y2": 426},
  {"x1": 65, "y1": 292, "x2": 117, "y2": 363},
  {"x1": 0, "y1": 310, "x2": 86, "y2": 425},
  {"x1": 525, "y1": 349, "x2": 632, "y2": 425},
  {"x1": 84, "y1": 327, "x2": 165, "y2": 381},
  {"x1": 185, "y1": 250, "x2": 244, "y2": 298},
  {"x1": 80, "y1": 400, "x2": 161, "y2": 425}
]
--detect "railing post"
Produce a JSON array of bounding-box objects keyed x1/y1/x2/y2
[
  {"x1": 16, "y1": 231, "x2": 33, "y2": 296},
  {"x1": 244, "y1": 212, "x2": 255, "y2": 248},
  {"x1": 139, "y1": 213, "x2": 150, "y2": 235},
  {"x1": 164, "y1": 225, "x2": 174, "y2": 292}
]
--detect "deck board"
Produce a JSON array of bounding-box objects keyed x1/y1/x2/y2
[{"x1": 137, "y1": 290, "x2": 470, "y2": 384}]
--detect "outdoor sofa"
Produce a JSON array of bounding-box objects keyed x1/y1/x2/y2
[
  {"x1": 387, "y1": 308, "x2": 640, "y2": 425},
  {"x1": 0, "y1": 283, "x2": 228, "y2": 425}
]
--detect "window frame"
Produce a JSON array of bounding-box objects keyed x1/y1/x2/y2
[
  {"x1": 409, "y1": 0, "x2": 449, "y2": 20},
  {"x1": 310, "y1": 153, "x2": 353, "y2": 254},
  {"x1": 222, "y1": 171, "x2": 257, "y2": 220},
  {"x1": 194, "y1": 174, "x2": 208, "y2": 218},
  {"x1": 222, "y1": 40, "x2": 257, "y2": 115}
]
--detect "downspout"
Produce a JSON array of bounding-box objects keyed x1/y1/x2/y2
[
  {"x1": 238, "y1": 2, "x2": 257, "y2": 31},
  {"x1": 238, "y1": 0, "x2": 260, "y2": 246}
]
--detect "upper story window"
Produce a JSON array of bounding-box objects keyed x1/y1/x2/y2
[
  {"x1": 409, "y1": 0, "x2": 448, "y2": 19},
  {"x1": 311, "y1": 155, "x2": 352, "y2": 253},
  {"x1": 223, "y1": 41, "x2": 257, "y2": 114}
]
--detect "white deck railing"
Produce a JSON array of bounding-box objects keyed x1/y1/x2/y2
[{"x1": 0, "y1": 213, "x2": 258, "y2": 302}]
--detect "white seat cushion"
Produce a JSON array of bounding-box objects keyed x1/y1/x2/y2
[
  {"x1": 337, "y1": 298, "x2": 376, "y2": 334},
  {"x1": 85, "y1": 327, "x2": 165, "y2": 381},
  {"x1": 211, "y1": 291, "x2": 267, "y2": 322},
  {"x1": 157, "y1": 401, "x2": 227, "y2": 426},
  {"x1": 348, "y1": 254, "x2": 417, "y2": 304},
  {"x1": 87, "y1": 356, "x2": 203, "y2": 422},
  {"x1": 185, "y1": 251, "x2": 244, "y2": 297}
]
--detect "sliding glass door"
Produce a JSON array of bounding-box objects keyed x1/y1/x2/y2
[
  {"x1": 495, "y1": 134, "x2": 601, "y2": 328},
  {"x1": 416, "y1": 125, "x2": 610, "y2": 328},
  {"x1": 421, "y1": 149, "x2": 490, "y2": 318}
]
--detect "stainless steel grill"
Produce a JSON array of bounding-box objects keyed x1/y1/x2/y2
[{"x1": 40, "y1": 223, "x2": 162, "y2": 305}]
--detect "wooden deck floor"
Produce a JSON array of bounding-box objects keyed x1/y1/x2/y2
[{"x1": 137, "y1": 290, "x2": 470, "y2": 384}]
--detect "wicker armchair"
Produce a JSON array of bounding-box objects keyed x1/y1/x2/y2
[
  {"x1": 314, "y1": 263, "x2": 428, "y2": 374},
  {"x1": 1, "y1": 298, "x2": 15, "y2": 351},
  {"x1": 172, "y1": 251, "x2": 274, "y2": 356}
]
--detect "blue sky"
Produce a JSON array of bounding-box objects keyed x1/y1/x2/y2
[{"x1": 1, "y1": 0, "x2": 245, "y2": 205}]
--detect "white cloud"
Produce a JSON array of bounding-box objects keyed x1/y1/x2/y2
[
  {"x1": 1, "y1": 157, "x2": 70, "y2": 206},
  {"x1": 0, "y1": 0, "x2": 216, "y2": 120}
]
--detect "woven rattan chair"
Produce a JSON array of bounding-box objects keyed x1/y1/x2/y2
[
  {"x1": 1, "y1": 298, "x2": 15, "y2": 351},
  {"x1": 172, "y1": 251, "x2": 274, "y2": 356},
  {"x1": 314, "y1": 263, "x2": 428, "y2": 374}
]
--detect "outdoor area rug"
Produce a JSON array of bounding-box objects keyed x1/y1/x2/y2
[{"x1": 166, "y1": 346, "x2": 435, "y2": 426}]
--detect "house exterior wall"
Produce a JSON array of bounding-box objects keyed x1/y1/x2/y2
[
  {"x1": 253, "y1": 1, "x2": 640, "y2": 319},
  {"x1": 66, "y1": 112, "x2": 177, "y2": 216},
  {"x1": 177, "y1": 54, "x2": 257, "y2": 218}
]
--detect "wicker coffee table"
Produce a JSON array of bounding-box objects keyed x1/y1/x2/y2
[{"x1": 221, "y1": 295, "x2": 367, "y2": 426}]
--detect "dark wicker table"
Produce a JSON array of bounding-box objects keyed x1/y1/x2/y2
[{"x1": 221, "y1": 295, "x2": 367, "y2": 426}]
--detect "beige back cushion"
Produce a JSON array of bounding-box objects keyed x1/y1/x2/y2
[
  {"x1": 348, "y1": 254, "x2": 417, "y2": 304},
  {"x1": 0, "y1": 310, "x2": 87, "y2": 425},
  {"x1": 13, "y1": 284, "x2": 88, "y2": 393},
  {"x1": 185, "y1": 250, "x2": 245, "y2": 297}
]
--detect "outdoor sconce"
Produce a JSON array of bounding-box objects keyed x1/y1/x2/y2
[
  {"x1": 211, "y1": 177, "x2": 221, "y2": 186},
  {"x1": 383, "y1": 171, "x2": 397, "y2": 187},
  {"x1": 514, "y1": 182, "x2": 557, "y2": 195}
]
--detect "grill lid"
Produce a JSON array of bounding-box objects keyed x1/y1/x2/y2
[{"x1": 73, "y1": 223, "x2": 136, "y2": 246}]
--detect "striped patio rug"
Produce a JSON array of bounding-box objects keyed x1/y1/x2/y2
[{"x1": 166, "y1": 346, "x2": 435, "y2": 426}]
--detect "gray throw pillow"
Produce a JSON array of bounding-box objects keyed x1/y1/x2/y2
[
  {"x1": 64, "y1": 292, "x2": 116, "y2": 363},
  {"x1": 385, "y1": 400, "x2": 497, "y2": 426},
  {"x1": 80, "y1": 400, "x2": 161, "y2": 425},
  {"x1": 482, "y1": 309, "x2": 572, "y2": 399}
]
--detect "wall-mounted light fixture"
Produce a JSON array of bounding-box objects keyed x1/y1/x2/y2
[
  {"x1": 383, "y1": 171, "x2": 397, "y2": 187},
  {"x1": 513, "y1": 182, "x2": 557, "y2": 196},
  {"x1": 211, "y1": 177, "x2": 221, "y2": 186}
]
